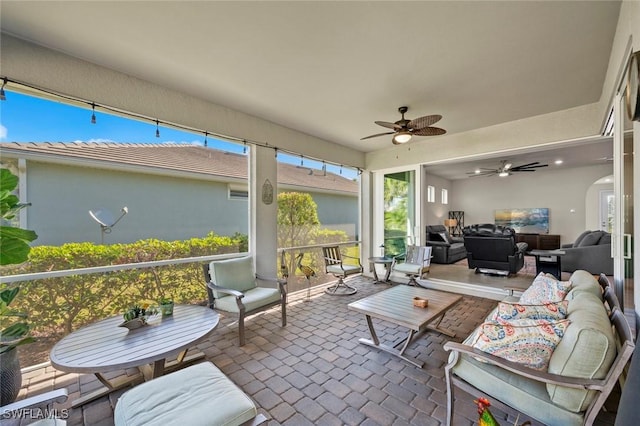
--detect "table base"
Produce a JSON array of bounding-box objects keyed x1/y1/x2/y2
[
  {"x1": 359, "y1": 312, "x2": 456, "y2": 368},
  {"x1": 70, "y1": 349, "x2": 205, "y2": 408}
]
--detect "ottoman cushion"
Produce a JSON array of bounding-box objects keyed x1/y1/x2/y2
[{"x1": 114, "y1": 362, "x2": 257, "y2": 426}]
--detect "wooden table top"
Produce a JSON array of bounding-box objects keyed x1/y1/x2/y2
[
  {"x1": 50, "y1": 304, "x2": 219, "y2": 374},
  {"x1": 348, "y1": 285, "x2": 462, "y2": 332}
]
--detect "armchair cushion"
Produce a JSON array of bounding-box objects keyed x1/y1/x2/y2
[
  {"x1": 325, "y1": 264, "x2": 362, "y2": 276},
  {"x1": 208, "y1": 256, "x2": 256, "y2": 296},
  {"x1": 214, "y1": 287, "x2": 282, "y2": 313},
  {"x1": 572, "y1": 230, "x2": 592, "y2": 247}
]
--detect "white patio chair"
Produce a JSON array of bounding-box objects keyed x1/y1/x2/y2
[
  {"x1": 392, "y1": 245, "x2": 432, "y2": 285},
  {"x1": 322, "y1": 245, "x2": 363, "y2": 295}
]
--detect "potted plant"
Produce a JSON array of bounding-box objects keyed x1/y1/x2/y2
[
  {"x1": 0, "y1": 168, "x2": 38, "y2": 405},
  {"x1": 120, "y1": 304, "x2": 158, "y2": 330},
  {"x1": 158, "y1": 296, "x2": 174, "y2": 316}
]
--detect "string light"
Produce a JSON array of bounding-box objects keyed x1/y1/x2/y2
[
  {"x1": 322, "y1": 161, "x2": 327, "y2": 176},
  {"x1": 0, "y1": 78, "x2": 6, "y2": 101},
  {"x1": 0, "y1": 76, "x2": 359, "y2": 175},
  {"x1": 243, "y1": 140, "x2": 247, "y2": 154},
  {"x1": 300, "y1": 156, "x2": 304, "y2": 166},
  {"x1": 204, "y1": 131, "x2": 208, "y2": 147}
]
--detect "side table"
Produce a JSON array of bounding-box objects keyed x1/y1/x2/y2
[
  {"x1": 527, "y1": 249, "x2": 566, "y2": 279},
  {"x1": 368, "y1": 256, "x2": 394, "y2": 284}
]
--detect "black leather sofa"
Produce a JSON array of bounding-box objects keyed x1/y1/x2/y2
[
  {"x1": 425, "y1": 225, "x2": 467, "y2": 264},
  {"x1": 463, "y1": 223, "x2": 528, "y2": 275}
]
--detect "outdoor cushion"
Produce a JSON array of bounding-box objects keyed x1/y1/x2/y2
[
  {"x1": 393, "y1": 262, "x2": 422, "y2": 275},
  {"x1": 208, "y1": 256, "x2": 256, "y2": 295},
  {"x1": 564, "y1": 270, "x2": 603, "y2": 301},
  {"x1": 114, "y1": 361, "x2": 257, "y2": 426},
  {"x1": 214, "y1": 286, "x2": 282, "y2": 313},
  {"x1": 547, "y1": 292, "x2": 616, "y2": 412},
  {"x1": 326, "y1": 264, "x2": 362, "y2": 275},
  {"x1": 491, "y1": 301, "x2": 569, "y2": 322},
  {"x1": 519, "y1": 273, "x2": 572, "y2": 304},
  {"x1": 470, "y1": 319, "x2": 570, "y2": 371}
]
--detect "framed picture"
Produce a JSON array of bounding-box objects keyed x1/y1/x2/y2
[{"x1": 494, "y1": 208, "x2": 549, "y2": 234}]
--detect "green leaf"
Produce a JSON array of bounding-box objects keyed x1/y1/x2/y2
[
  {"x1": 0, "y1": 236, "x2": 32, "y2": 265},
  {"x1": 0, "y1": 169, "x2": 18, "y2": 192},
  {"x1": 0, "y1": 287, "x2": 20, "y2": 305}
]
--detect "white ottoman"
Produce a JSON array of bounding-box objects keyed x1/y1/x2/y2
[{"x1": 114, "y1": 362, "x2": 259, "y2": 426}]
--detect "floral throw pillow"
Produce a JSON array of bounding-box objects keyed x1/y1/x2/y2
[
  {"x1": 519, "y1": 272, "x2": 572, "y2": 304},
  {"x1": 471, "y1": 319, "x2": 570, "y2": 371},
  {"x1": 491, "y1": 300, "x2": 569, "y2": 322}
]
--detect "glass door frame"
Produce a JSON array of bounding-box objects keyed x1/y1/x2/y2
[{"x1": 372, "y1": 164, "x2": 423, "y2": 259}]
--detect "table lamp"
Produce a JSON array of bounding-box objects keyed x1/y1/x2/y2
[{"x1": 444, "y1": 218, "x2": 457, "y2": 234}]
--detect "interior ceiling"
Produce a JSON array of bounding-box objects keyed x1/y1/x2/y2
[{"x1": 0, "y1": 1, "x2": 621, "y2": 171}]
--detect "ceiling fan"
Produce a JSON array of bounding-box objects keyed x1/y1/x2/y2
[
  {"x1": 361, "y1": 106, "x2": 446, "y2": 145},
  {"x1": 467, "y1": 160, "x2": 548, "y2": 178}
]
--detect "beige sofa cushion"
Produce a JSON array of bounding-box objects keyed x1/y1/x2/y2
[
  {"x1": 564, "y1": 270, "x2": 603, "y2": 301},
  {"x1": 546, "y1": 292, "x2": 616, "y2": 412}
]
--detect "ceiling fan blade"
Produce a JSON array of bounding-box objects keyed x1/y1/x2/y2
[
  {"x1": 412, "y1": 126, "x2": 446, "y2": 136},
  {"x1": 511, "y1": 169, "x2": 537, "y2": 172},
  {"x1": 374, "y1": 121, "x2": 402, "y2": 130},
  {"x1": 408, "y1": 114, "x2": 442, "y2": 130},
  {"x1": 512, "y1": 164, "x2": 549, "y2": 171},
  {"x1": 360, "y1": 131, "x2": 395, "y2": 140},
  {"x1": 511, "y1": 161, "x2": 541, "y2": 169}
]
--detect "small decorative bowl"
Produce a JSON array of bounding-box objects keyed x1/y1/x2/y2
[
  {"x1": 118, "y1": 318, "x2": 146, "y2": 330},
  {"x1": 413, "y1": 297, "x2": 429, "y2": 308}
]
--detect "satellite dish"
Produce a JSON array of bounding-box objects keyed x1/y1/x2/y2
[{"x1": 89, "y1": 206, "x2": 128, "y2": 243}]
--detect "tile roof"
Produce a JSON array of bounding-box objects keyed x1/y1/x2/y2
[{"x1": 0, "y1": 142, "x2": 358, "y2": 194}]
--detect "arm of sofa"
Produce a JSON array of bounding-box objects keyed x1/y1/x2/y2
[
  {"x1": 561, "y1": 244, "x2": 613, "y2": 275},
  {"x1": 443, "y1": 341, "x2": 607, "y2": 390}
]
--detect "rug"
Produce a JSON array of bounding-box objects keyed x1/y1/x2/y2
[{"x1": 453, "y1": 255, "x2": 538, "y2": 277}]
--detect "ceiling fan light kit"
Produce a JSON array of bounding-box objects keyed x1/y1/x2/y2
[{"x1": 362, "y1": 106, "x2": 446, "y2": 144}]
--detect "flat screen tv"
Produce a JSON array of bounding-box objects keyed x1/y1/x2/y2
[{"x1": 494, "y1": 208, "x2": 549, "y2": 234}]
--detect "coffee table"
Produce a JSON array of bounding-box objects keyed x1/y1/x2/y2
[
  {"x1": 50, "y1": 304, "x2": 219, "y2": 407},
  {"x1": 348, "y1": 285, "x2": 461, "y2": 367},
  {"x1": 527, "y1": 249, "x2": 566, "y2": 279}
]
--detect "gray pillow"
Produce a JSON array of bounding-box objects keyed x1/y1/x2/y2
[
  {"x1": 599, "y1": 233, "x2": 611, "y2": 245},
  {"x1": 577, "y1": 231, "x2": 604, "y2": 247},
  {"x1": 573, "y1": 230, "x2": 592, "y2": 247}
]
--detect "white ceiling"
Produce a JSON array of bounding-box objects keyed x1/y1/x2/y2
[{"x1": 0, "y1": 1, "x2": 621, "y2": 168}]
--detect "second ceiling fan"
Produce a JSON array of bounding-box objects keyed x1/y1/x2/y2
[
  {"x1": 468, "y1": 160, "x2": 548, "y2": 177},
  {"x1": 361, "y1": 106, "x2": 446, "y2": 145}
]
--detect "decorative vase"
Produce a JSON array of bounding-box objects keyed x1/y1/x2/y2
[
  {"x1": 0, "y1": 347, "x2": 22, "y2": 405},
  {"x1": 159, "y1": 302, "x2": 174, "y2": 316},
  {"x1": 118, "y1": 318, "x2": 146, "y2": 330}
]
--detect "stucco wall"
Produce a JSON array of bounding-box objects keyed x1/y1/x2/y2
[{"x1": 24, "y1": 161, "x2": 358, "y2": 246}]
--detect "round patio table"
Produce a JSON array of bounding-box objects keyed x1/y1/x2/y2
[{"x1": 50, "y1": 304, "x2": 219, "y2": 407}]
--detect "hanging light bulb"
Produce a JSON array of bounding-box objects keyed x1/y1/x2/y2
[
  {"x1": 392, "y1": 131, "x2": 412, "y2": 144},
  {"x1": 243, "y1": 140, "x2": 247, "y2": 154},
  {"x1": 155, "y1": 120, "x2": 160, "y2": 138},
  {"x1": 204, "y1": 132, "x2": 208, "y2": 147},
  {"x1": 90, "y1": 103, "x2": 96, "y2": 124},
  {"x1": 0, "y1": 78, "x2": 7, "y2": 101},
  {"x1": 322, "y1": 161, "x2": 327, "y2": 176}
]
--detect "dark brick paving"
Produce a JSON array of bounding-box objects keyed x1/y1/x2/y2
[{"x1": 13, "y1": 277, "x2": 619, "y2": 425}]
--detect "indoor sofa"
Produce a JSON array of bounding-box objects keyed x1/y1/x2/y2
[
  {"x1": 425, "y1": 225, "x2": 466, "y2": 264},
  {"x1": 561, "y1": 230, "x2": 613, "y2": 276},
  {"x1": 463, "y1": 223, "x2": 528, "y2": 275}
]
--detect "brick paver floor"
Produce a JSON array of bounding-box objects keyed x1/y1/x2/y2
[{"x1": 13, "y1": 277, "x2": 619, "y2": 425}]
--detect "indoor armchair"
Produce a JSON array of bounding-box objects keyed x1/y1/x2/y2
[
  {"x1": 463, "y1": 223, "x2": 527, "y2": 275},
  {"x1": 425, "y1": 225, "x2": 466, "y2": 264},
  {"x1": 203, "y1": 256, "x2": 287, "y2": 346}
]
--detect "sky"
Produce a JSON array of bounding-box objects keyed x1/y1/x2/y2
[{"x1": 0, "y1": 90, "x2": 358, "y2": 179}]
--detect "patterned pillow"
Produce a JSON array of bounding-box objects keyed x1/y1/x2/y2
[
  {"x1": 491, "y1": 300, "x2": 569, "y2": 322},
  {"x1": 519, "y1": 272, "x2": 572, "y2": 304},
  {"x1": 471, "y1": 319, "x2": 570, "y2": 371}
]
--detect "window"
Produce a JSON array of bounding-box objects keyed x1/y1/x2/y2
[
  {"x1": 441, "y1": 188, "x2": 448, "y2": 204},
  {"x1": 427, "y1": 185, "x2": 435, "y2": 203},
  {"x1": 229, "y1": 184, "x2": 248, "y2": 200}
]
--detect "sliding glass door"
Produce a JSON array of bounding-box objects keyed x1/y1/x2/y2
[{"x1": 381, "y1": 170, "x2": 416, "y2": 257}]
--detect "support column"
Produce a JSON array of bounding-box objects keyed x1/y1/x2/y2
[{"x1": 250, "y1": 145, "x2": 278, "y2": 280}]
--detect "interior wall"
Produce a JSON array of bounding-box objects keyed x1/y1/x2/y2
[
  {"x1": 451, "y1": 163, "x2": 612, "y2": 244},
  {"x1": 423, "y1": 172, "x2": 453, "y2": 231}
]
